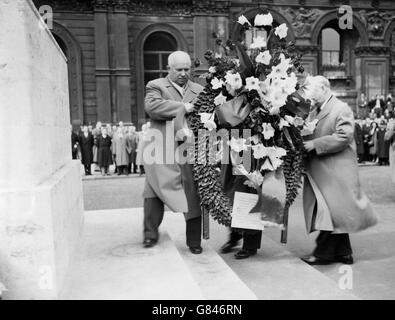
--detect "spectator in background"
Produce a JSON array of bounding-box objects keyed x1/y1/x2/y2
[
  {"x1": 111, "y1": 125, "x2": 118, "y2": 173},
  {"x1": 354, "y1": 119, "x2": 364, "y2": 163},
  {"x1": 79, "y1": 125, "x2": 94, "y2": 175},
  {"x1": 106, "y1": 123, "x2": 113, "y2": 138},
  {"x1": 119, "y1": 121, "x2": 124, "y2": 132},
  {"x1": 71, "y1": 125, "x2": 79, "y2": 160},
  {"x1": 362, "y1": 118, "x2": 372, "y2": 162},
  {"x1": 92, "y1": 122, "x2": 102, "y2": 172},
  {"x1": 97, "y1": 127, "x2": 113, "y2": 176},
  {"x1": 126, "y1": 126, "x2": 139, "y2": 174},
  {"x1": 368, "y1": 121, "x2": 378, "y2": 163},
  {"x1": 386, "y1": 94, "x2": 394, "y2": 113},
  {"x1": 376, "y1": 119, "x2": 390, "y2": 166},
  {"x1": 112, "y1": 127, "x2": 129, "y2": 175}
]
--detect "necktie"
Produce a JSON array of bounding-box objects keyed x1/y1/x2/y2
[{"x1": 315, "y1": 103, "x2": 322, "y2": 114}]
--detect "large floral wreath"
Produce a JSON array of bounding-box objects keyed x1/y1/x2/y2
[{"x1": 187, "y1": 11, "x2": 314, "y2": 234}]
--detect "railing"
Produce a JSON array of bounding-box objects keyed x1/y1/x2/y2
[{"x1": 322, "y1": 50, "x2": 341, "y2": 67}]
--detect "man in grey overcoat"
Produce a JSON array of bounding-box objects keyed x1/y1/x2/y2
[
  {"x1": 142, "y1": 51, "x2": 204, "y2": 254},
  {"x1": 302, "y1": 76, "x2": 378, "y2": 265}
]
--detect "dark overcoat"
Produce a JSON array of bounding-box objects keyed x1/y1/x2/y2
[
  {"x1": 79, "y1": 132, "x2": 94, "y2": 166},
  {"x1": 97, "y1": 134, "x2": 113, "y2": 167},
  {"x1": 376, "y1": 127, "x2": 390, "y2": 159}
]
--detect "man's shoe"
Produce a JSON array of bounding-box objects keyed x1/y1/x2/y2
[
  {"x1": 302, "y1": 255, "x2": 354, "y2": 265},
  {"x1": 189, "y1": 246, "x2": 203, "y2": 254},
  {"x1": 220, "y1": 241, "x2": 239, "y2": 254},
  {"x1": 336, "y1": 255, "x2": 354, "y2": 265},
  {"x1": 301, "y1": 256, "x2": 332, "y2": 265},
  {"x1": 234, "y1": 249, "x2": 257, "y2": 259},
  {"x1": 143, "y1": 239, "x2": 157, "y2": 248}
]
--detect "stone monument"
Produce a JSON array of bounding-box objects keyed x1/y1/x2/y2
[{"x1": 0, "y1": 0, "x2": 84, "y2": 299}]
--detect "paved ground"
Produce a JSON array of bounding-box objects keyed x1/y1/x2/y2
[{"x1": 82, "y1": 163, "x2": 395, "y2": 299}]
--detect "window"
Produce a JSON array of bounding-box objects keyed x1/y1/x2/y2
[
  {"x1": 143, "y1": 32, "x2": 178, "y2": 85},
  {"x1": 321, "y1": 28, "x2": 341, "y2": 67},
  {"x1": 244, "y1": 27, "x2": 268, "y2": 56}
]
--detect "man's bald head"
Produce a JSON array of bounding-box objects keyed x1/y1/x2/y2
[
  {"x1": 167, "y1": 51, "x2": 192, "y2": 87},
  {"x1": 304, "y1": 75, "x2": 332, "y2": 106},
  {"x1": 168, "y1": 51, "x2": 191, "y2": 68}
]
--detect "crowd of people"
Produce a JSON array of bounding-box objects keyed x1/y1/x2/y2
[
  {"x1": 354, "y1": 93, "x2": 395, "y2": 165},
  {"x1": 71, "y1": 121, "x2": 150, "y2": 176}
]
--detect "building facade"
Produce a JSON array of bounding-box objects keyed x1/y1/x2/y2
[{"x1": 33, "y1": 0, "x2": 395, "y2": 127}]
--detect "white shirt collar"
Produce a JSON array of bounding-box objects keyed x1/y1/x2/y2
[{"x1": 320, "y1": 94, "x2": 332, "y2": 111}]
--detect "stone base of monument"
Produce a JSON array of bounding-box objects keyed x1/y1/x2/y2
[
  {"x1": 0, "y1": 0, "x2": 84, "y2": 299},
  {"x1": 0, "y1": 161, "x2": 83, "y2": 299}
]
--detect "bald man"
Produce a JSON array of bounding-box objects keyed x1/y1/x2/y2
[
  {"x1": 301, "y1": 75, "x2": 377, "y2": 265},
  {"x1": 142, "y1": 51, "x2": 204, "y2": 254}
]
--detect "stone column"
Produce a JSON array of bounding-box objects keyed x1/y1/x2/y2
[
  {"x1": 93, "y1": 0, "x2": 112, "y2": 123},
  {"x1": 0, "y1": 0, "x2": 83, "y2": 299},
  {"x1": 108, "y1": 0, "x2": 132, "y2": 123}
]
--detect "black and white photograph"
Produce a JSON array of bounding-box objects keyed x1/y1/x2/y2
[{"x1": 1, "y1": 0, "x2": 395, "y2": 308}]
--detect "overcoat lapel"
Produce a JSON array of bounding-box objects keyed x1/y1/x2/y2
[
  {"x1": 315, "y1": 95, "x2": 334, "y2": 123},
  {"x1": 164, "y1": 77, "x2": 183, "y2": 101}
]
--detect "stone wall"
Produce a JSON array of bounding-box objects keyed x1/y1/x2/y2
[{"x1": 0, "y1": 0, "x2": 84, "y2": 299}]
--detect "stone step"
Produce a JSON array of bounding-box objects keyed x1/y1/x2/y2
[
  {"x1": 200, "y1": 213, "x2": 360, "y2": 300},
  {"x1": 162, "y1": 215, "x2": 257, "y2": 300},
  {"x1": 60, "y1": 208, "x2": 203, "y2": 300}
]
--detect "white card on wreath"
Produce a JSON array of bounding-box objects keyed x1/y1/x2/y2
[{"x1": 231, "y1": 192, "x2": 265, "y2": 231}]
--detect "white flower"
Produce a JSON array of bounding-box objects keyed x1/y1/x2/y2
[
  {"x1": 224, "y1": 72, "x2": 243, "y2": 91},
  {"x1": 270, "y1": 157, "x2": 284, "y2": 169},
  {"x1": 251, "y1": 144, "x2": 267, "y2": 159},
  {"x1": 249, "y1": 135, "x2": 260, "y2": 144},
  {"x1": 250, "y1": 36, "x2": 267, "y2": 49},
  {"x1": 265, "y1": 88, "x2": 288, "y2": 111},
  {"x1": 208, "y1": 66, "x2": 217, "y2": 73},
  {"x1": 245, "y1": 76, "x2": 261, "y2": 91},
  {"x1": 204, "y1": 120, "x2": 217, "y2": 131},
  {"x1": 244, "y1": 170, "x2": 264, "y2": 188},
  {"x1": 284, "y1": 115, "x2": 295, "y2": 125},
  {"x1": 279, "y1": 117, "x2": 290, "y2": 130},
  {"x1": 233, "y1": 59, "x2": 240, "y2": 67},
  {"x1": 254, "y1": 13, "x2": 273, "y2": 27},
  {"x1": 261, "y1": 146, "x2": 287, "y2": 170},
  {"x1": 211, "y1": 77, "x2": 224, "y2": 90},
  {"x1": 255, "y1": 50, "x2": 272, "y2": 65},
  {"x1": 215, "y1": 52, "x2": 222, "y2": 58},
  {"x1": 199, "y1": 113, "x2": 213, "y2": 123},
  {"x1": 261, "y1": 158, "x2": 274, "y2": 171},
  {"x1": 270, "y1": 53, "x2": 292, "y2": 78},
  {"x1": 199, "y1": 113, "x2": 217, "y2": 131},
  {"x1": 273, "y1": 147, "x2": 287, "y2": 158},
  {"x1": 262, "y1": 123, "x2": 275, "y2": 140},
  {"x1": 214, "y1": 92, "x2": 227, "y2": 106},
  {"x1": 228, "y1": 137, "x2": 248, "y2": 152},
  {"x1": 283, "y1": 72, "x2": 298, "y2": 95},
  {"x1": 237, "y1": 15, "x2": 251, "y2": 26},
  {"x1": 275, "y1": 23, "x2": 288, "y2": 39}
]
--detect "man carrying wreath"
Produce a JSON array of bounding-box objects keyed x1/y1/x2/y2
[{"x1": 301, "y1": 76, "x2": 378, "y2": 265}]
